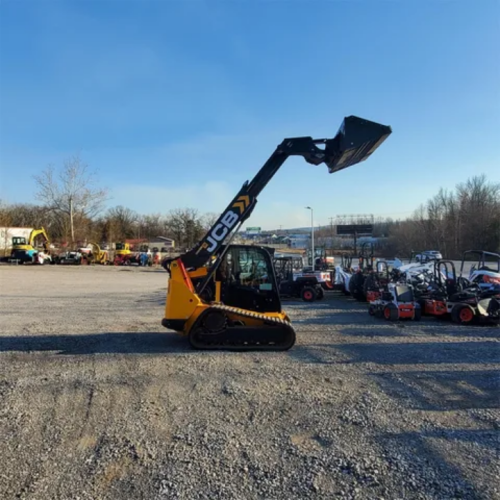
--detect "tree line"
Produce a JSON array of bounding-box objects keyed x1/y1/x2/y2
[
  {"x1": 0, "y1": 200, "x2": 219, "y2": 251},
  {"x1": 0, "y1": 154, "x2": 499, "y2": 258},
  {"x1": 303, "y1": 175, "x2": 500, "y2": 259},
  {"x1": 0, "y1": 155, "x2": 218, "y2": 250},
  {"x1": 386, "y1": 175, "x2": 500, "y2": 258}
]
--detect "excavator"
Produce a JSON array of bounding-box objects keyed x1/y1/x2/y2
[
  {"x1": 81, "y1": 242, "x2": 110, "y2": 265},
  {"x1": 11, "y1": 227, "x2": 51, "y2": 264},
  {"x1": 161, "y1": 115, "x2": 392, "y2": 350},
  {"x1": 115, "y1": 242, "x2": 132, "y2": 256},
  {"x1": 114, "y1": 242, "x2": 138, "y2": 265}
]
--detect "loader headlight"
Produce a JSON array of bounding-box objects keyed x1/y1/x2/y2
[{"x1": 324, "y1": 116, "x2": 392, "y2": 173}]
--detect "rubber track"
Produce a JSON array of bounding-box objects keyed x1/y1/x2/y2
[{"x1": 189, "y1": 303, "x2": 295, "y2": 350}]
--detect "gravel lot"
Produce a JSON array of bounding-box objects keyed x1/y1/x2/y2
[{"x1": 0, "y1": 264, "x2": 499, "y2": 500}]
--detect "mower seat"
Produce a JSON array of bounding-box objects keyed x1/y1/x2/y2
[{"x1": 449, "y1": 290, "x2": 477, "y2": 302}]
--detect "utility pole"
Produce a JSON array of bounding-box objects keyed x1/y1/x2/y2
[
  {"x1": 329, "y1": 217, "x2": 335, "y2": 250},
  {"x1": 305, "y1": 207, "x2": 314, "y2": 269},
  {"x1": 70, "y1": 196, "x2": 74, "y2": 245}
]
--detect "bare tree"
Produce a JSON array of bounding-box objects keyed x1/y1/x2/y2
[
  {"x1": 105, "y1": 205, "x2": 139, "y2": 241},
  {"x1": 201, "y1": 212, "x2": 219, "y2": 231},
  {"x1": 0, "y1": 199, "x2": 11, "y2": 226},
  {"x1": 165, "y1": 208, "x2": 205, "y2": 250},
  {"x1": 379, "y1": 174, "x2": 500, "y2": 258},
  {"x1": 0, "y1": 203, "x2": 51, "y2": 229},
  {"x1": 33, "y1": 154, "x2": 108, "y2": 244},
  {"x1": 456, "y1": 175, "x2": 500, "y2": 251},
  {"x1": 140, "y1": 213, "x2": 163, "y2": 240}
]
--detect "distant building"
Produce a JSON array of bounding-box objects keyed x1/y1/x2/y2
[{"x1": 287, "y1": 235, "x2": 309, "y2": 248}]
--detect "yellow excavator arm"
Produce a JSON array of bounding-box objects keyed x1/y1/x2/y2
[
  {"x1": 88, "y1": 242, "x2": 109, "y2": 264},
  {"x1": 29, "y1": 227, "x2": 50, "y2": 251}
]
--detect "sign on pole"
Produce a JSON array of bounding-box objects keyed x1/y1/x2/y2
[{"x1": 336, "y1": 224, "x2": 373, "y2": 235}]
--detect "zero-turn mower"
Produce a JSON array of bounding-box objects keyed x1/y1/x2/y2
[
  {"x1": 420, "y1": 260, "x2": 500, "y2": 325},
  {"x1": 368, "y1": 282, "x2": 422, "y2": 322},
  {"x1": 349, "y1": 242, "x2": 376, "y2": 301},
  {"x1": 363, "y1": 260, "x2": 393, "y2": 302}
]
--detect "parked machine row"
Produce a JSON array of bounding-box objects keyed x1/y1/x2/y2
[
  {"x1": 323, "y1": 244, "x2": 499, "y2": 325},
  {"x1": 365, "y1": 251, "x2": 500, "y2": 325},
  {"x1": 3, "y1": 230, "x2": 160, "y2": 267}
]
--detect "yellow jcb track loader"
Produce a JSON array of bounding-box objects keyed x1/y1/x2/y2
[{"x1": 161, "y1": 115, "x2": 392, "y2": 350}]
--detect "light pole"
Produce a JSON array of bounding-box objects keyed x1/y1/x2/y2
[{"x1": 305, "y1": 206, "x2": 314, "y2": 269}]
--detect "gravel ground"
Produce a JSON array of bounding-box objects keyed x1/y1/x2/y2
[{"x1": 0, "y1": 264, "x2": 499, "y2": 500}]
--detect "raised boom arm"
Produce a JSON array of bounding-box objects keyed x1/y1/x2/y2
[
  {"x1": 29, "y1": 227, "x2": 50, "y2": 251},
  {"x1": 174, "y1": 115, "x2": 392, "y2": 271}
]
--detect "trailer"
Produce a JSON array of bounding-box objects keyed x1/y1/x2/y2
[{"x1": 0, "y1": 227, "x2": 34, "y2": 251}]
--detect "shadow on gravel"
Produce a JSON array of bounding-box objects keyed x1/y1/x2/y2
[
  {"x1": 0, "y1": 332, "x2": 192, "y2": 355},
  {"x1": 372, "y1": 369, "x2": 500, "y2": 410},
  {"x1": 292, "y1": 310, "x2": 500, "y2": 332},
  {"x1": 412, "y1": 324, "x2": 500, "y2": 338},
  {"x1": 292, "y1": 295, "x2": 500, "y2": 333},
  {"x1": 338, "y1": 326, "x2": 408, "y2": 337},
  {"x1": 418, "y1": 428, "x2": 500, "y2": 451},
  {"x1": 378, "y1": 430, "x2": 492, "y2": 500},
  {"x1": 136, "y1": 291, "x2": 166, "y2": 306},
  {"x1": 291, "y1": 313, "x2": 369, "y2": 327},
  {"x1": 335, "y1": 341, "x2": 500, "y2": 365},
  {"x1": 289, "y1": 341, "x2": 500, "y2": 366},
  {"x1": 291, "y1": 297, "x2": 364, "y2": 312}
]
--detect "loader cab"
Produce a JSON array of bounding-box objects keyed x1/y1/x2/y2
[
  {"x1": 215, "y1": 245, "x2": 281, "y2": 313},
  {"x1": 462, "y1": 250, "x2": 500, "y2": 274},
  {"x1": 460, "y1": 250, "x2": 500, "y2": 290},
  {"x1": 356, "y1": 242, "x2": 374, "y2": 271},
  {"x1": 12, "y1": 236, "x2": 28, "y2": 248},
  {"x1": 308, "y1": 247, "x2": 334, "y2": 271},
  {"x1": 273, "y1": 256, "x2": 295, "y2": 284},
  {"x1": 341, "y1": 253, "x2": 353, "y2": 271},
  {"x1": 433, "y1": 260, "x2": 460, "y2": 297},
  {"x1": 115, "y1": 243, "x2": 131, "y2": 255},
  {"x1": 375, "y1": 260, "x2": 390, "y2": 285}
]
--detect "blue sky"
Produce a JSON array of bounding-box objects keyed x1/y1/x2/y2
[{"x1": 1, "y1": 0, "x2": 498, "y2": 230}]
